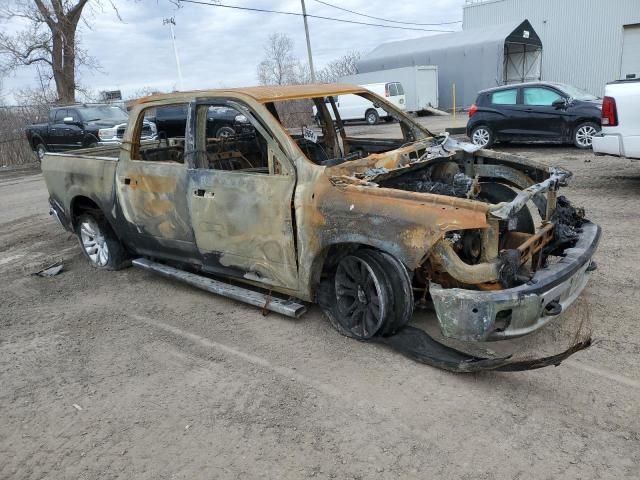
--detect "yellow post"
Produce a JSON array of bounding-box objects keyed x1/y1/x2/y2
[{"x1": 452, "y1": 82, "x2": 456, "y2": 122}]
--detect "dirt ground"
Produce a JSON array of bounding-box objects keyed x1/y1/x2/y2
[{"x1": 1, "y1": 140, "x2": 639, "y2": 479}]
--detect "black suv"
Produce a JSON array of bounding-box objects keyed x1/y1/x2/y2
[{"x1": 466, "y1": 82, "x2": 602, "y2": 149}]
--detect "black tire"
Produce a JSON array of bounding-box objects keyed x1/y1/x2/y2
[
  {"x1": 365, "y1": 109, "x2": 379, "y2": 126},
  {"x1": 83, "y1": 135, "x2": 99, "y2": 149},
  {"x1": 321, "y1": 249, "x2": 413, "y2": 340},
  {"x1": 216, "y1": 125, "x2": 236, "y2": 138},
  {"x1": 34, "y1": 142, "x2": 47, "y2": 162},
  {"x1": 358, "y1": 250, "x2": 414, "y2": 336},
  {"x1": 573, "y1": 122, "x2": 599, "y2": 149},
  {"x1": 75, "y1": 212, "x2": 129, "y2": 270},
  {"x1": 470, "y1": 125, "x2": 494, "y2": 148}
]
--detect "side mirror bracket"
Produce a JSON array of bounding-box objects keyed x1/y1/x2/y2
[{"x1": 552, "y1": 98, "x2": 569, "y2": 110}]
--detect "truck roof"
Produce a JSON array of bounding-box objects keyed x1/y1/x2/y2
[{"x1": 133, "y1": 84, "x2": 368, "y2": 105}]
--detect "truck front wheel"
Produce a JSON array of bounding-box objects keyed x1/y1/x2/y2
[
  {"x1": 75, "y1": 213, "x2": 128, "y2": 270},
  {"x1": 322, "y1": 249, "x2": 413, "y2": 339}
]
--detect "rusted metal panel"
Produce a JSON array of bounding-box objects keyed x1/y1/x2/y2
[
  {"x1": 188, "y1": 168, "x2": 299, "y2": 290},
  {"x1": 115, "y1": 161, "x2": 194, "y2": 244},
  {"x1": 132, "y1": 84, "x2": 368, "y2": 106}
]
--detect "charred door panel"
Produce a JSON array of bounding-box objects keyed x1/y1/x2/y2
[
  {"x1": 115, "y1": 160, "x2": 196, "y2": 253},
  {"x1": 187, "y1": 169, "x2": 298, "y2": 290}
]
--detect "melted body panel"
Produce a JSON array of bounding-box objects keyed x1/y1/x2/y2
[{"x1": 188, "y1": 168, "x2": 299, "y2": 289}]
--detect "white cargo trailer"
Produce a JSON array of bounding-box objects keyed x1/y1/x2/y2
[{"x1": 339, "y1": 65, "x2": 439, "y2": 113}]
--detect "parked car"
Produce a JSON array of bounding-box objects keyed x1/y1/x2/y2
[
  {"x1": 25, "y1": 104, "x2": 155, "y2": 161},
  {"x1": 41, "y1": 84, "x2": 599, "y2": 370},
  {"x1": 149, "y1": 103, "x2": 254, "y2": 139},
  {"x1": 467, "y1": 82, "x2": 602, "y2": 149},
  {"x1": 312, "y1": 81, "x2": 406, "y2": 125},
  {"x1": 592, "y1": 79, "x2": 640, "y2": 159}
]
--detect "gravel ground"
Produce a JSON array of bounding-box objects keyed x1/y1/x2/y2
[{"x1": 0, "y1": 143, "x2": 639, "y2": 479}]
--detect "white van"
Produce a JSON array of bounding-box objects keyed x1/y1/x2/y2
[{"x1": 313, "y1": 82, "x2": 406, "y2": 125}]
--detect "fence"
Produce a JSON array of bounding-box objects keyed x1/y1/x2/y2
[{"x1": 0, "y1": 104, "x2": 48, "y2": 166}]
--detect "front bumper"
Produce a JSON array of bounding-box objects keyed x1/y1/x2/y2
[
  {"x1": 98, "y1": 134, "x2": 157, "y2": 146},
  {"x1": 430, "y1": 222, "x2": 600, "y2": 341}
]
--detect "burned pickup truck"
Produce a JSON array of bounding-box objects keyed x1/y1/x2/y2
[{"x1": 42, "y1": 85, "x2": 599, "y2": 369}]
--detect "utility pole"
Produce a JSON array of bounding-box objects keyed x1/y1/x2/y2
[
  {"x1": 163, "y1": 17, "x2": 184, "y2": 91},
  {"x1": 300, "y1": 0, "x2": 316, "y2": 83}
]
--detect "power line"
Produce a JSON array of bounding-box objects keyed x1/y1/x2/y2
[
  {"x1": 312, "y1": 0, "x2": 462, "y2": 26},
  {"x1": 176, "y1": 0, "x2": 456, "y2": 32}
]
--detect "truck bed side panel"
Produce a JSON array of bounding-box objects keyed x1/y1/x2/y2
[{"x1": 42, "y1": 152, "x2": 118, "y2": 231}]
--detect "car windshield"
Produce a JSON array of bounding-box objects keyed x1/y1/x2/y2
[
  {"x1": 80, "y1": 106, "x2": 128, "y2": 122},
  {"x1": 556, "y1": 84, "x2": 599, "y2": 101}
]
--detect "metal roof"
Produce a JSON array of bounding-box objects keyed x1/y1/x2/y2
[{"x1": 360, "y1": 21, "x2": 541, "y2": 65}]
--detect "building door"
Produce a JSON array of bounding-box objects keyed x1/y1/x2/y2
[{"x1": 621, "y1": 24, "x2": 640, "y2": 80}]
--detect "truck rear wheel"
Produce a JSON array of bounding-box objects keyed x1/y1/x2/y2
[
  {"x1": 75, "y1": 213, "x2": 128, "y2": 270},
  {"x1": 322, "y1": 249, "x2": 413, "y2": 340}
]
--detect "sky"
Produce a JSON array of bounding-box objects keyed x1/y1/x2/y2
[{"x1": 0, "y1": 0, "x2": 464, "y2": 104}]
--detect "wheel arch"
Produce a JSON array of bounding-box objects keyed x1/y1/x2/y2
[
  {"x1": 364, "y1": 108, "x2": 379, "y2": 121},
  {"x1": 308, "y1": 241, "x2": 413, "y2": 301},
  {"x1": 82, "y1": 133, "x2": 99, "y2": 148},
  {"x1": 30, "y1": 134, "x2": 46, "y2": 150},
  {"x1": 573, "y1": 118, "x2": 601, "y2": 131},
  {"x1": 70, "y1": 195, "x2": 108, "y2": 228}
]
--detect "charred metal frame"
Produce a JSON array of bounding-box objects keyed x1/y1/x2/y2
[{"x1": 41, "y1": 84, "x2": 599, "y2": 346}]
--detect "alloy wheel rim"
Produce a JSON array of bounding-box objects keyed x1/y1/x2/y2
[
  {"x1": 80, "y1": 219, "x2": 109, "y2": 267},
  {"x1": 576, "y1": 125, "x2": 597, "y2": 147},
  {"x1": 473, "y1": 128, "x2": 490, "y2": 147},
  {"x1": 37, "y1": 145, "x2": 46, "y2": 160},
  {"x1": 335, "y1": 255, "x2": 386, "y2": 338},
  {"x1": 367, "y1": 113, "x2": 376, "y2": 124}
]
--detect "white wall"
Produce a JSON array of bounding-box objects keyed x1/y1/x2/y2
[{"x1": 463, "y1": 0, "x2": 640, "y2": 95}]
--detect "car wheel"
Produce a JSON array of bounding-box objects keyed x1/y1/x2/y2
[
  {"x1": 358, "y1": 250, "x2": 414, "y2": 336},
  {"x1": 35, "y1": 143, "x2": 47, "y2": 162},
  {"x1": 471, "y1": 125, "x2": 494, "y2": 148},
  {"x1": 322, "y1": 249, "x2": 413, "y2": 340},
  {"x1": 76, "y1": 213, "x2": 128, "y2": 270},
  {"x1": 573, "y1": 122, "x2": 599, "y2": 149},
  {"x1": 365, "y1": 109, "x2": 379, "y2": 125},
  {"x1": 216, "y1": 125, "x2": 236, "y2": 138}
]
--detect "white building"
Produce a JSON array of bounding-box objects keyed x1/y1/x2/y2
[{"x1": 463, "y1": 0, "x2": 640, "y2": 96}]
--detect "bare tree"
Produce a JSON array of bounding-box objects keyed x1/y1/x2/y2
[
  {"x1": 257, "y1": 33, "x2": 299, "y2": 86},
  {"x1": 256, "y1": 33, "x2": 361, "y2": 86},
  {"x1": 0, "y1": 1, "x2": 117, "y2": 104},
  {"x1": 316, "y1": 51, "x2": 361, "y2": 83}
]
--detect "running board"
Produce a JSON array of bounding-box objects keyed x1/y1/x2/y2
[{"x1": 132, "y1": 258, "x2": 307, "y2": 318}]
